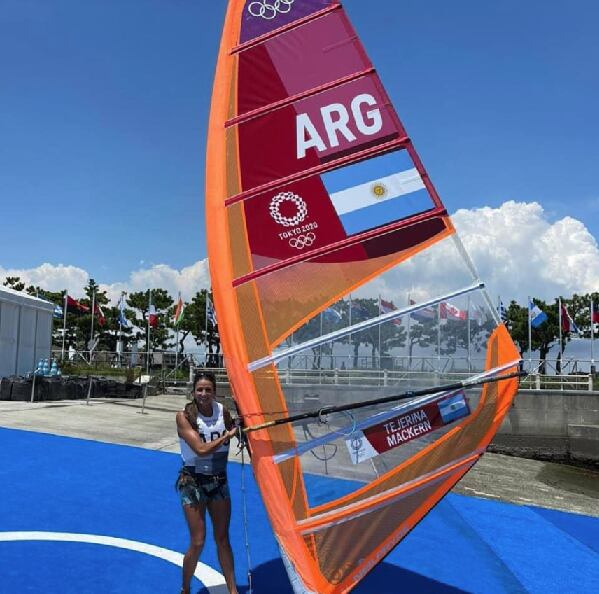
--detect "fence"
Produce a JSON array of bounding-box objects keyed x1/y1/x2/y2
[{"x1": 47, "y1": 350, "x2": 597, "y2": 392}]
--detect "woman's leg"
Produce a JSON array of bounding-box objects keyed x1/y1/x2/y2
[
  {"x1": 181, "y1": 502, "x2": 207, "y2": 594},
  {"x1": 208, "y1": 498, "x2": 238, "y2": 594}
]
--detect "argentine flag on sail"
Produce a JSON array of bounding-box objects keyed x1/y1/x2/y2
[
  {"x1": 322, "y1": 150, "x2": 434, "y2": 236},
  {"x1": 438, "y1": 392, "x2": 470, "y2": 424}
]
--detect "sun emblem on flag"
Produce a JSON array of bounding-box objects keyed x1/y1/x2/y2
[{"x1": 371, "y1": 183, "x2": 387, "y2": 199}]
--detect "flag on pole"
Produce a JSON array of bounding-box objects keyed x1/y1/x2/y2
[
  {"x1": 148, "y1": 304, "x2": 158, "y2": 328},
  {"x1": 350, "y1": 301, "x2": 370, "y2": 321},
  {"x1": 66, "y1": 295, "x2": 90, "y2": 314},
  {"x1": 529, "y1": 300, "x2": 548, "y2": 328},
  {"x1": 118, "y1": 295, "x2": 131, "y2": 328},
  {"x1": 323, "y1": 307, "x2": 342, "y2": 322},
  {"x1": 173, "y1": 294, "x2": 185, "y2": 326},
  {"x1": 53, "y1": 304, "x2": 63, "y2": 319},
  {"x1": 440, "y1": 302, "x2": 467, "y2": 321},
  {"x1": 93, "y1": 303, "x2": 106, "y2": 326},
  {"x1": 409, "y1": 299, "x2": 436, "y2": 321},
  {"x1": 561, "y1": 304, "x2": 579, "y2": 334},
  {"x1": 380, "y1": 298, "x2": 402, "y2": 326},
  {"x1": 472, "y1": 303, "x2": 486, "y2": 327},
  {"x1": 592, "y1": 302, "x2": 599, "y2": 324},
  {"x1": 206, "y1": 296, "x2": 217, "y2": 327},
  {"x1": 498, "y1": 300, "x2": 508, "y2": 323}
]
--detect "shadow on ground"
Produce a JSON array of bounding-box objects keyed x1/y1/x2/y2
[{"x1": 199, "y1": 558, "x2": 469, "y2": 594}]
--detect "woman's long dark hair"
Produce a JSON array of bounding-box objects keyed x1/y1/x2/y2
[{"x1": 184, "y1": 371, "x2": 217, "y2": 430}]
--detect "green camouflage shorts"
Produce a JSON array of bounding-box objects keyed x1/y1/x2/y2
[{"x1": 176, "y1": 467, "x2": 230, "y2": 506}]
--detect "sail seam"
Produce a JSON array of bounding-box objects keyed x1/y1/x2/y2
[
  {"x1": 224, "y1": 136, "x2": 409, "y2": 208},
  {"x1": 225, "y1": 68, "x2": 375, "y2": 128},
  {"x1": 297, "y1": 451, "x2": 481, "y2": 534},
  {"x1": 248, "y1": 282, "x2": 485, "y2": 371},
  {"x1": 231, "y1": 4, "x2": 341, "y2": 54},
  {"x1": 232, "y1": 207, "x2": 445, "y2": 288}
]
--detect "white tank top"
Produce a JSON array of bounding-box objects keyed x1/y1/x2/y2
[{"x1": 179, "y1": 401, "x2": 230, "y2": 474}]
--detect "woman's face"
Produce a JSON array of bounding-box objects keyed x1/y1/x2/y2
[{"x1": 193, "y1": 377, "x2": 215, "y2": 408}]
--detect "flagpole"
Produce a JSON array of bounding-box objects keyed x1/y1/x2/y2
[
  {"x1": 319, "y1": 310, "x2": 323, "y2": 370},
  {"x1": 558, "y1": 297, "x2": 564, "y2": 377},
  {"x1": 348, "y1": 293, "x2": 352, "y2": 348},
  {"x1": 118, "y1": 293, "x2": 123, "y2": 367},
  {"x1": 61, "y1": 291, "x2": 67, "y2": 361},
  {"x1": 591, "y1": 297, "x2": 595, "y2": 370},
  {"x1": 406, "y1": 293, "x2": 412, "y2": 370},
  {"x1": 175, "y1": 292, "x2": 180, "y2": 379},
  {"x1": 377, "y1": 295, "x2": 382, "y2": 370},
  {"x1": 467, "y1": 294, "x2": 471, "y2": 372},
  {"x1": 437, "y1": 302, "x2": 441, "y2": 374},
  {"x1": 204, "y1": 292, "x2": 209, "y2": 364},
  {"x1": 90, "y1": 288, "x2": 96, "y2": 361},
  {"x1": 146, "y1": 290, "x2": 151, "y2": 375},
  {"x1": 527, "y1": 296, "x2": 532, "y2": 373}
]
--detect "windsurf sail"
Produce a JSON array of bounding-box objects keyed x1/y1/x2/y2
[{"x1": 205, "y1": 2, "x2": 521, "y2": 592}]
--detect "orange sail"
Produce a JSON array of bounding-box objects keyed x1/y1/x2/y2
[{"x1": 206, "y1": 2, "x2": 521, "y2": 592}]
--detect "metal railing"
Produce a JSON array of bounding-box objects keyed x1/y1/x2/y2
[{"x1": 48, "y1": 350, "x2": 597, "y2": 392}]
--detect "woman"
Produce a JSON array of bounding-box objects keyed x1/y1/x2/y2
[{"x1": 176, "y1": 371, "x2": 239, "y2": 594}]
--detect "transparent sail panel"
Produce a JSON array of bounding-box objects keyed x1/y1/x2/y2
[
  {"x1": 276, "y1": 384, "x2": 484, "y2": 508},
  {"x1": 261, "y1": 233, "x2": 497, "y2": 374},
  {"x1": 260, "y1": 233, "x2": 503, "y2": 508}
]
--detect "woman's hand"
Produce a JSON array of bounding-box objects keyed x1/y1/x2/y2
[{"x1": 225, "y1": 426, "x2": 238, "y2": 440}]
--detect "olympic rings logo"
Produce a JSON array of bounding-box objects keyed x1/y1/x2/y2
[
  {"x1": 289, "y1": 233, "x2": 316, "y2": 250},
  {"x1": 269, "y1": 191, "x2": 307, "y2": 227},
  {"x1": 248, "y1": 0, "x2": 294, "y2": 20}
]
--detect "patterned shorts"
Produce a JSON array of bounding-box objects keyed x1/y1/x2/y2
[{"x1": 176, "y1": 467, "x2": 230, "y2": 506}]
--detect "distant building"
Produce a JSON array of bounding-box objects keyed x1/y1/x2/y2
[{"x1": 0, "y1": 286, "x2": 54, "y2": 377}]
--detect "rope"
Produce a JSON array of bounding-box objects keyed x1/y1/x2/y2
[{"x1": 238, "y1": 428, "x2": 253, "y2": 594}]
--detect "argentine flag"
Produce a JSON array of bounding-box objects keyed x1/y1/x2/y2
[
  {"x1": 439, "y1": 392, "x2": 470, "y2": 424},
  {"x1": 322, "y1": 150, "x2": 434, "y2": 236},
  {"x1": 529, "y1": 300, "x2": 548, "y2": 328}
]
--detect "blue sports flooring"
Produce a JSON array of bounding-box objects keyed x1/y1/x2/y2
[{"x1": 0, "y1": 427, "x2": 598, "y2": 593}]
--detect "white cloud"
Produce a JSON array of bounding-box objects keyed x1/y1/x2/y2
[
  {"x1": 1, "y1": 202, "x2": 598, "y2": 307},
  {"x1": 100, "y1": 260, "x2": 211, "y2": 302},
  {"x1": 0, "y1": 261, "x2": 211, "y2": 302},
  {"x1": 0, "y1": 263, "x2": 89, "y2": 296},
  {"x1": 454, "y1": 201, "x2": 599, "y2": 301}
]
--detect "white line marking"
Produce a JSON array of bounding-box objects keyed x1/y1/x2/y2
[{"x1": 0, "y1": 531, "x2": 228, "y2": 593}]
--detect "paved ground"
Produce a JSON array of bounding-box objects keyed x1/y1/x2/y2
[{"x1": 1, "y1": 393, "x2": 597, "y2": 517}]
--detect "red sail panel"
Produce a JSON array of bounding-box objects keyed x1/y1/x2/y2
[
  {"x1": 233, "y1": 74, "x2": 403, "y2": 197},
  {"x1": 240, "y1": 148, "x2": 444, "y2": 278},
  {"x1": 237, "y1": 9, "x2": 371, "y2": 115},
  {"x1": 239, "y1": 0, "x2": 337, "y2": 45}
]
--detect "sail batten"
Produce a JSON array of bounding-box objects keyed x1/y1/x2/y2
[
  {"x1": 225, "y1": 68, "x2": 376, "y2": 128},
  {"x1": 232, "y1": 209, "x2": 446, "y2": 287},
  {"x1": 206, "y1": 2, "x2": 521, "y2": 591},
  {"x1": 224, "y1": 136, "x2": 410, "y2": 207}
]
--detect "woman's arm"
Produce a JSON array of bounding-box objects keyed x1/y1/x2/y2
[{"x1": 176, "y1": 411, "x2": 237, "y2": 457}]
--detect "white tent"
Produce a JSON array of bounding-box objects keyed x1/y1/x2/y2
[{"x1": 0, "y1": 286, "x2": 54, "y2": 377}]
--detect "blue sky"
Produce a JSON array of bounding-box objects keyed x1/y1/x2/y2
[{"x1": 1, "y1": 0, "x2": 598, "y2": 294}]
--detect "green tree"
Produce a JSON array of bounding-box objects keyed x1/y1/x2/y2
[
  {"x1": 168, "y1": 290, "x2": 213, "y2": 356},
  {"x1": 3, "y1": 276, "x2": 25, "y2": 291},
  {"x1": 506, "y1": 299, "x2": 559, "y2": 374},
  {"x1": 127, "y1": 289, "x2": 174, "y2": 350}
]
